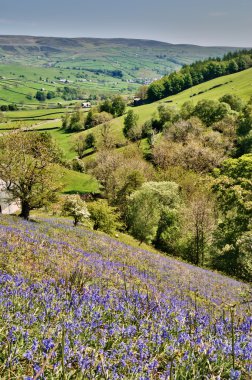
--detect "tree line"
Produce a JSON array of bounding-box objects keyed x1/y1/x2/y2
[{"x1": 146, "y1": 49, "x2": 252, "y2": 101}]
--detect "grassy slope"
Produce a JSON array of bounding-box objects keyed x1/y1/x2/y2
[
  {"x1": 2, "y1": 68, "x2": 252, "y2": 195},
  {"x1": 77, "y1": 68, "x2": 252, "y2": 158},
  {"x1": 17, "y1": 67, "x2": 249, "y2": 166},
  {"x1": 59, "y1": 167, "x2": 99, "y2": 194}
]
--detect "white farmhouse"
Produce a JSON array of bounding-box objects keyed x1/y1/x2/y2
[
  {"x1": 82, "y1": 102, "x2": 91, "y2": 108},
  {"x1": 0, "y1": 180, "x2": 19, "y2": 215}
]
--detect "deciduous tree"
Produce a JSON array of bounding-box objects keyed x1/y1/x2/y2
[{"x1": 0, "y1": 132, "x2": 62, "y2": 219}]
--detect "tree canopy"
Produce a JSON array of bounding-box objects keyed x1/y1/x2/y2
[{"x1": 0, "y1": 132, "x2": 62, "y2": 219}]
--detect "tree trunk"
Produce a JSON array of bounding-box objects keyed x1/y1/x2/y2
[{"x1": 20, "y1": 200, "x2": 30, "y2": 220}]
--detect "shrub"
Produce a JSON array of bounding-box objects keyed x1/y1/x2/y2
[
  {"x1": 62, "y1": 195, "x2": 90, "y2": 226},
  {"x1": 88, "y1": 200, "x2": 122, "y2": 235},
  {"x1": 71, "y1": 158, "x2": 85, "y2": 173}
]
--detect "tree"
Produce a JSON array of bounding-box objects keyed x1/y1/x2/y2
[
  {"x1": 72, "y1": 135, "x2": 86, "y2": 159},
  {"x1": 46, "y1": 91, "x2": 56, "y2": 100},
  {"x1": 219, "y1": 94, "x2": 244, "y2": 112},
  {"x1": 116, "y1": 170, "x2": 145, "y2": 216},
  {"x1": 85, "y1": 111, "x2": 113, "y2": 129},
  {"x1": 99, "y1": 99, "x2": 112, "y2": 114},
  {"x1": 152, "y1": 138, "x2": 223, "y2": 174},
  {"x1": 0, "y1": 132, "x2": 62, "y2": 219},
  {"x1": 68, "y1": 109, "x2": 84, "y2": 132},
  {"x1": 35, "y1": 90, "x2": 46, "y2": 102},
  {"x1": 85, "y1": 109, "x2": 95, "y2": 129},
  {"x1": 99, "y1": 96, "x2": 126, "y2": 117},
  {"x1": 157, "y1": 104, "x2": 180, "y2": 128},
  {"x1": 72, "y1": 133, "x2": 96, "y2": 159},
  {"x1": 62, "y1": 113, "x2": 70, "y2": 130},
  {"x1": 127, "y1": 181, "x2": 180, "y2": 244},
  {"x1": 123, "y1": 110, "x2": 139, "y2": 139},
  {"x1": 154, "y1": 208, "x2": 180, "y2": 254},
  {"x1": 237, "y1": 104, "x2": 252, "y2": 136},
  {"x1": 135, "y1": 85, "x2": 148, "y2": 101},
  {"x1": 84, "y1": 133, "x2": 96, "y2": 149},
  {"x1": 147, "y1": 81, "x2": 165, "y2": 101},
  {"x1": 180, "y1": 101, "x2": 195, "y2": 120},
  {"x1": 193, "y1": 99, "x2": 231, "y2": 127},
  {"x1": 97, "y1": 123, "x2": 115, "y2": 150},
  {"x1": 62, "y1": 194, "x2": 90, "y2": 226},
  {"x1": 180, "y1": 193, "x2": 215, "y2": 265},
  {"x1": 87, "y1": 200, "x2": 122, "y2": 235},
  {"x1": 212, "y1": 154, "x2": 252, "y2": 279},
  {"x1": 227, "y1": 60, "x2": 239, "y2": 74},
  {"x1": 111, "y1": 96, "x2": 126, "y2": 117},
  {"x1": 90, "y1": 146, "x2": 153, "y2": 204}
]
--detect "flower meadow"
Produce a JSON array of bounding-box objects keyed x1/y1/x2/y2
[{"x1": 0, "y1": 216, "x2": 251, "y2": 379}]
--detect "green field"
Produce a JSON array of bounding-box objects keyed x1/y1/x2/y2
[
  {"x1": 1, "y1": 66, "x2": 252, "y2": 195},
  {"x1": 0, "y1": 36, "x2": 241, "y2": 103},
  {"x1": 78, "y1": 67, "x2": 252, "y2": 148},
  {"x1": 59, "y1": 167, "x2": 99, "y2": 194},
  {"x1": 0, "y1": 62, "x2": 137, "y2": 106}
]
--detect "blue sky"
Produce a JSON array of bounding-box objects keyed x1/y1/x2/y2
[{"x1": 0, "y1": 0, "x2": 251, "y2": 46}]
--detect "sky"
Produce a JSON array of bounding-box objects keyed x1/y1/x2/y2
[{"x1": 0, "y1": 0, "x2": 251, "y2": 47}]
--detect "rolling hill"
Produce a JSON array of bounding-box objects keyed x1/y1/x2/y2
[
  {"x1": 77, "y1": 67, "x2": 252, "y2": 150},
  {"x1": 3, "y1": 66, "x2": 251, "y2": 162},
  {"x1": 0, "y1": 35, "x2": 243, "y2": 100}
]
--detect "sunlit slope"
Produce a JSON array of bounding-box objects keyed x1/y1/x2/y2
[
  {"x1": 167, "y1": 66, "x2": 252, "y2": 105},
  {"x1": 80, "y1": 67, "x2": 252, "y2": 146}
]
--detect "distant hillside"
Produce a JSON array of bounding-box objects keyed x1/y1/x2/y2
[{"x1": 0, "y1": 35, "x2": 242, "y2": 83}]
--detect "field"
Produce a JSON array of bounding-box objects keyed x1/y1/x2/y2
[
  {"x1": 1, "y1": 66, "x2": 252, "y2": 194},
  {"x1": 60, "y1": 167, "x2": 99, "y2": 194},
  {"x1": 0, "y1": 215, "x2": 251, "y2": 379},
  {"x1": 76, "y1": 67, "x2": 252, "y2": 153},
  {"x1": 0, "y1": 36, "x2": 241, "y2": 103}
]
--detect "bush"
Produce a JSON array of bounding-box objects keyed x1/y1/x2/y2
[
  {"x1": 62, "y1": 195, "x2": 90, "y2": 226},
  {"x1": 88, "y1": 200, "x2": 122, "y2": 235},
  {"x1": 71, "y1": 158, "x2": 85, "y2": 173}
]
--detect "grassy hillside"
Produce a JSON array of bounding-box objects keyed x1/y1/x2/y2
[
  {"x1": 3, "y1": 67, "x2": 249, "y2": 162},
  {"x1": 0, "y1": 36, "x2": 241, "y2": 100},
  {"x1": 1, "y1": 67, "x2": 251, "y2": 194},
  {"x1": 75, "y1": 67, "x2": 252, "y2": 152},
  {"x1": 0, "y1": 214, "x2": 251, "y2": 378}
]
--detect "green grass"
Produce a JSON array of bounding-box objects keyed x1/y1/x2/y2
[
  {"x1": 79, "y1": 68, "x2": 252, "y2": 144},
  {"x1": 59, "y1": 167, "x2": 99, "y2": 194},
  {"x1": 5, "y1": 107, "x2": 72, "y2": 119},
  {"x1": 0, "y1": 61, "x2": 138, "y2": 106},
  {"x1": 3, "y1": 67, "x2": 251, "y2": 163},
  {"x1": 0, "y1": 37, "x2": 241, "y2": 103},
  {"x1": 167, "y1": 68, "x2": 252, "y2": 105},
  {"x1": 2, "y1": 66, "x2": 252, "y2": 195},
  {"x1": 47, "y1": 128, "x2": 78, "y2": 159}
]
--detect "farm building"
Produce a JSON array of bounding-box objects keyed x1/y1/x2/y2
[
  {"x1": 82, "y1": 102, "x2": 91, "y2": 108},
  {"x1": 133, "y1": 97, "x2": 144, "y2": 106},
  {"x1": 0, "y1": 180, "x2": 19, "y2": 215}
]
